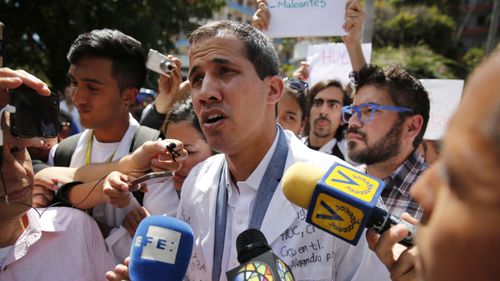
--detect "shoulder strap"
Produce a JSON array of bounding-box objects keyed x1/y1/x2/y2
[
  {"x1": 129, "y1": 126, "x2": 161, "y2": 206},
  {"x1": 53, "y1": 132, "x2": 82, "y2": 167},
  {"x1": 129, "y1": 126, "x2": 161, "y2": 153}
]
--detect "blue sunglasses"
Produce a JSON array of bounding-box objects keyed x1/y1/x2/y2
[{"x1": 342, "y1": 103, "x2": 413, "y2": 125}]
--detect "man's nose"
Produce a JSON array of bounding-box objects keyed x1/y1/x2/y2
[
  {"x1": 196, "y1": 76, "x2": 222, "y2": 105},
  {"x1": 72, "y1": 86, "x2": 87, "y2": 104},
  {"x1": 347, "y1": 112, "x2": 363, "y2": 128}
]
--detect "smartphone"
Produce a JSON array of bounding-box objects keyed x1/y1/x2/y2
[
  {"x1": 129, "y1": 171, "x2": 173, "y2": 192},
  {"x1": 146, "y1": 49, "x2": 173, "y2": 75},
  {"x1": 9, "y1": 84, "x2": 60, "y2": 138}
]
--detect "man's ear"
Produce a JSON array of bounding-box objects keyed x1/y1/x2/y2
[
  {"x1": 267, "y1": 75, "x2": 284, "y2": 105},
  {"x1": 122, "y1": 87, "x2": 138, "y2": 107},
  {"x1": 405, "y1": 114, "x2": 424, "y2": 141}
]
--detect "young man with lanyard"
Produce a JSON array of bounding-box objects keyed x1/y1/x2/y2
[
  {"x1": 179, "y1": 21, "x2": 388, "y2": 281},
  {"x1": 0, "y1": 68, "x2": 115, "y2": 281},
  {"x1": 343, "y1": 64, "x2": 430, "y2": 220},
  {"x1": 45, "y1": 29, "x2": 179, "y2": 235}
]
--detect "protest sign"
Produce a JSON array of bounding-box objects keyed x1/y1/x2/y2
[
  {"x1": 307, "y1": 42, "x2": 372, "y2": 87},
  {"x1": 420, "y1": 79, "x2": 464, "y2": 140},
  {"x1": 265, "y1": 0, "x2": 347, "y2": 38}
]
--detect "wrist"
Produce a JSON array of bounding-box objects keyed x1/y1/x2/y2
[{"x1": 117, "y1": 155, "x2": 132, "y2": 172}]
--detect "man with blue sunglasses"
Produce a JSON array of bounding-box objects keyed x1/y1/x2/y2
[{"x1": 343, "y1": 64, "x2": 430, "y2": 221}]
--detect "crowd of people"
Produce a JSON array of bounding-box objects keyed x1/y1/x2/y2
[{"x1": 0, "y1": 0, "x2": 499, "y2": 280}]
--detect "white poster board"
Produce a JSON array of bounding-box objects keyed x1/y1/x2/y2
[
  {"x1": 306, "y1": 42, "x2": 372, "y2": 87},
  {"x1": 420, "y1": 79, "x2": 464, "y2": 140},
  {"x1": 265, "y1": 0, "x2": 347, "y2": 38}
]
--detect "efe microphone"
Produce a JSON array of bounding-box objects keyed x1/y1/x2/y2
[
  {"x1": 226, "y1": 228, "x2": 295, "y2": 281},
  {"x1": 282, "y1": 162, "x2": 415, "y2": 247},
  {"x1": 129, "y1": 215, "x2": 194, "y2": 281}
]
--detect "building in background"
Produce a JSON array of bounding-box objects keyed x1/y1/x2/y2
[{"x1": 458, "y1": 0, "x2": 499, "y2": 52}]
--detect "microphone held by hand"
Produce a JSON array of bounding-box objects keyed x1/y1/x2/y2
[
  {"x1": 129, "y1": 215, "x2": 194, "y2": 281},
  {"x1": 282, "y1": 162, "x2": 415, "y2": 247}
]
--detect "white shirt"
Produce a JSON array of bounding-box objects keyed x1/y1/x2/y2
[
  {"x1": 0, "y1": 208, "x2": 114, "y2": 281},
  {"x1": 178, "y1": 130, "x2": 390, "y2": 281},
  {"x1": 222, "y1": 129, "x2": 279, "y2": 274},
  {"x1": 302, "y1": 136, "x2": 359, "y2": 166},
  {"x1": 106, "y1": 177, "x2": 180, "y2": 264},
  {"x1": 0, "y1": 246, "x2": 12, "y2": 268}
]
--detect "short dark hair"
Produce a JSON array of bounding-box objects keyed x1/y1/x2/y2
[
  {"x1": 188, "y1": 20, "x2": 279, "y2": 80},
  {"x1": 163, "y1": 98, "x2": 203, "y2": 139},
  {"x1": 308, "y1": 79, "x2": 351, "y2": 140},
  {"x1": 350, "y1": 64, "x2": 430, "y2": 148},
  {"x1": 67, "y1": 29, "x2": 147, "y2": 92}
]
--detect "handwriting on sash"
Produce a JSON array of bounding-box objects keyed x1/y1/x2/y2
[
  {"x1": 190, "y1": 251, "x2": 207, "y2": 273},
  {"x1": 281, "y1": 240, "x2": 336, "y2": 268},
  {"x1": 277, "y1": 209, "x2": 338, "y2": 269}
]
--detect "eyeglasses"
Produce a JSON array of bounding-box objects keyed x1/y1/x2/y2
[
  {"x1": 341, "y1": 103, "x2": 413, "y2": 125},
  {"x1": 284, "y1": 78, "x2": 308, "y2": 93}
]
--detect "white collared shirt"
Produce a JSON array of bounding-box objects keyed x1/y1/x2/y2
[
  {"x1": 221, "y1": 129, "x2": 280, "y2": 278},
  {"x1": 0, "y1": 208, "x2": 114, "y2": 281}
]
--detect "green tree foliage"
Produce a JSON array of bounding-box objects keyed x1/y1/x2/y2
[
  {"x1": 387, "y1": 0, "x2": 462, "y2": 18},
  {"x1": 0, "y1": 0, "x2": 225, "y2": 91},
  {"x1": 374, "y1": 2, "x2": 458, "y2": 57},
  {"x1": 372, "y1": 45, "x2": 462, "y2": 79},
  {"x1": 462, "y1": 47, "x2": 486, "y2": 70}
]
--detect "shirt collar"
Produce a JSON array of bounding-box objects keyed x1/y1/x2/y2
[
  {"x1": 226, "y1": 127, "x2": 280, "y2": 196},
  {"x1": 385, "y1": 150, "x2": 428, "y2": 196},
  {"x1": 2, "y1": 209, "x2": 67, "y2": 270}
]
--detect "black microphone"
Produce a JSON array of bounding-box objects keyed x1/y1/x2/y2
[{"x1": 226, "y1": 228, "x2": 295, "y2": 281}]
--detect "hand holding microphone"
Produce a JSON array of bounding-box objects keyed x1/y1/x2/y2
[{"x1": 282, "y1": 162, "x2": 415, "y2": 247}]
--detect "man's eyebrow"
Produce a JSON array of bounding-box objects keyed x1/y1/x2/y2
[
  {"x1": 82, "y1": 78, "x2": 104, "y2": 85},
  {"x1": 285, "y1": 110, "x2": 298, "y2": 115},
  {"x1": 212, "y1": 57, "x2": 232, "y2": 65},
  {"x1": 326, "y1": 99, "x2": 342, "y2": 103},
  {"x1": 188, "y1": 57, "x2": 234, "y2": 80},
  {"x1": 66, "y1": 73, "x2": 104, "y2": 85}
]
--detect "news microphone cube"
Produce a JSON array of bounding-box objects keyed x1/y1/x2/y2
[
  {"x1": 306, "y1": 163, "x2": 385, "y2": 245},
  {"x1": 129, "y1": 215, "x2": 194, "y2": 281},
  {"x1": 226, "y1": 251, "x2": 295, "y2": 281}
]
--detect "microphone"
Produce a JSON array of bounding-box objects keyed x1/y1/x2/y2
[
  {"x1": 226, "y1": 228, "x2": 295, "y2": 281},
  {"x1": 129, "y1": 215, "x2": 194, "y2": 281},
  {"x1": 282, "y1": 162, "x2": 415, "y2": 247}
]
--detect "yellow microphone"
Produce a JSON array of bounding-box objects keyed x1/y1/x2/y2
[{"x1": 282, "y1": 162, "x2": 414, "y2": 247}]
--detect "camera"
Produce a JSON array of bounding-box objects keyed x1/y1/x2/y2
[
  {"x1": 146, "y1": 49, "x2": 174, "y2": 75},
  {"x1": 9, "y1": 85, "x2": 59, "y2": 138}
]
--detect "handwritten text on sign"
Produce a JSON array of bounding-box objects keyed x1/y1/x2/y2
[
  {"x1": 307, "y1": 42, "x2": 372, "y2": 87},
  {"x1": 265, "y1": 0, "x2": 347, "y2": 38},
  {"x1": 420, "y1": 79, "x2": 464, "y2": 140}
]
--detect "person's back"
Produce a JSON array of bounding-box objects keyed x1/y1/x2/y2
[{"x1": 1, "y1": 207, "x2": 114, "y2": 281}]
